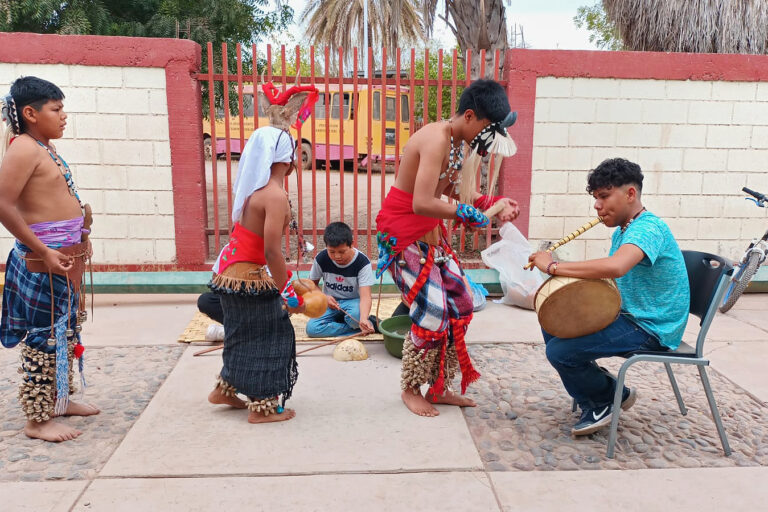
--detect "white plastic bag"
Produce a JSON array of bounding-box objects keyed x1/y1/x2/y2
[{"x1": 481, "y1": 222, "x2": 546, "y2": 310}]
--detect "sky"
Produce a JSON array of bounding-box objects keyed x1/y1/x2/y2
[{"x1": 278, "y1": 0, "x2": 600, "y2": 51}]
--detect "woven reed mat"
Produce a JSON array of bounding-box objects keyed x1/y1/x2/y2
[{"x1": 177, "y1": 296, "x2": 403, "y2": 343}]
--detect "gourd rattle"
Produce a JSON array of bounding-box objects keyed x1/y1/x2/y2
[{"x1": 291, "y1": 278, "x2": 328, "y2": 318}]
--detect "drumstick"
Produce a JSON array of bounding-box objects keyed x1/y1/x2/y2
[
  {"x1": 296, "y1": 333, "x2": 360, "y2": 355},
  {"x1": 194, "y1": 332, "x2": 362, "y2": 357},
  {"x1": 524, "y1": 217, "x2": 603, "y2": 270},
  {"x1": 335, "y1": 307, "x2": 359, "y2": 326},
  {"x1": 483, "y1": 200, "x2": 507, "y2": 219},
  {"x1": 193, "y1": 343, "x2": 223, "y2": 357}
]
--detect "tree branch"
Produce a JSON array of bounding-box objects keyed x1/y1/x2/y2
[{"x1": 438, "y1": 13, "x2": 458, "y2": 38}]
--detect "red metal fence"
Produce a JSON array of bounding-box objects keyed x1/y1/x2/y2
[{"x1": 196, "y1": 44, "x2": 509, "y2": 268}]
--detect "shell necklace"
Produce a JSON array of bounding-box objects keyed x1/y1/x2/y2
[
  {"x1": 439, "y1": 121, "x2": 464, "y2": 194},
  {"x1": 34, "y1": 138, "x2": 84, "y2": 208}
]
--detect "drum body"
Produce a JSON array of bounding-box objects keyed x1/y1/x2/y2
[{"x1": 534, "y1": 276, "x2": 621, "y2": 338}]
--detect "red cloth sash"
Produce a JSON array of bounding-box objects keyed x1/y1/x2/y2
[
  {"x1": 375, "y1": 186, "x2": 445, "y2": 253},
  {"x1": 216, "y1": 223, "x2": 266, "y2": 273}
]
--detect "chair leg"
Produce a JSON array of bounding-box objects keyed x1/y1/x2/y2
[
  {"x1": 606, "y1": 362, "x2": 630, "y2": 459},
  {"x1": 571, "y1": 398, "x2": 577, "y2": 412},
  {"x1": 698, "y1": 365, "x2": 732, "y2": 456},
  {"x1": 664, "y1": 363, "x2": 687, "y2": 415}
]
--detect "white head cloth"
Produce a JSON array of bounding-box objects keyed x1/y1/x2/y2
[{"x1": 231, "y1": 125, "x2": 295, "y2": 224}]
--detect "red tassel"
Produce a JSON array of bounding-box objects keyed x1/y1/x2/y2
[
  {"x1": 404, "y1": 249, "x2": 434, "y2": 306},
  {"x1": 411, "y1": 323, "x2": 444, "y2": 343},
  {"x1": 451, "y1": 315, "x2": 480, "y2": 394},
  {"x1": 74, "y1": 344, "x2": 85, "y2": 359}
]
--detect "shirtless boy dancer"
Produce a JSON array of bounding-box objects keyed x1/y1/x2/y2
[
  {"x1": 0, "y1": 77, "x2": 98, "y2": 442},
  {"x1": 207, "y1": 85, "x2": 317, "y2": 423},
  {"x1": 376, "y1": 79, "x2": 520, "y2": 416}
]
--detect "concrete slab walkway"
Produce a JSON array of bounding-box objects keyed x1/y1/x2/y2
[
  {"x1": 100, "y1": 344, "x2": 482, "y2": 477},
  {"x1": 1, "y1": 293, "x2": 767, "y2": 511}
]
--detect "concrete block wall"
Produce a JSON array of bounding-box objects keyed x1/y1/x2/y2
[
  {"x1": 0, "y1": 33, "x2": 205, "y2": 269},
  {"x1": 531, "y1": 77, "x2": 768, "y2": 262},
  {"x1": 0, "y1": 63, "x2": 174, "y2": 263},
  {"x1": 501, "y1": 50, "x2": 768, "y2": 265}
]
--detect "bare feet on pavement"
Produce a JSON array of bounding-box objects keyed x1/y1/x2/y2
[
  {"x1": 402, "y1": 388, "x2": 439, "y2": 417},
  {"x1": 426, "y1": 390, "x2": 477, "y2": 407},
  {"x1": 24, "y1": 420, "x2": 81, "y2": 442},
  {"x1": 208, "y1": 388, "x2": 247, "y2": 409},
  {"x1": 248, "y1": 408, "x2": 296, "y2": 424},
  {"x1": 60, "y1": 401, "x2": 101, "y2": 417}
]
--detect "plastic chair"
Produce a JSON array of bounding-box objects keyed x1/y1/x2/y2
[{"x1": 571, "y1": 251, "x2": 733, "y2": 458}]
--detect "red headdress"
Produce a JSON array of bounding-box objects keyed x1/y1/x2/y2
[{"x1": 260, "y1": 82, "x2": 320, "y2": 131}]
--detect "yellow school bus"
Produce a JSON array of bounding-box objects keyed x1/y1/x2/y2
[{"x1": 202, "y1": 84, "x2": 412, "y2": 168}]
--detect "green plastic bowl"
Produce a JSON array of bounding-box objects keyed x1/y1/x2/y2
[{"x1": 379, "y1": 315, "x2": 412, "y2": 359}]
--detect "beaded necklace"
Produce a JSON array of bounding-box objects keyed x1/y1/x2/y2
[
  {"x1": 621, "y1": 207, "x2": 646, "y2": 233},
  {"x1": 439, "y1": 121, "x2": 464, "y2": 194},
  {"x1": 33, "y1": 139, "x2": 84, "y2": 208}
]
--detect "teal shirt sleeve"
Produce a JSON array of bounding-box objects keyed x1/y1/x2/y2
[
  {"x1": 609, "y1": 213, "x2": 690, "y2": 350},
  {"x1": 619, "y1": 220, "x2": 663, "y2": 264}
]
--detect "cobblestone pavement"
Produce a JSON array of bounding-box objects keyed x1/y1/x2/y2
[
  {"x1": 0, "y1": 345, "x2": 184, "y2": 482},
  {"x1": 463, "y1": 344, "x2": 768, "y2": 471}
]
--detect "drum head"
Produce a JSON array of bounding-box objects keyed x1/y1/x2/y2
[{"x1": 538, "y1": 279, "x2": 621, "y2": 338}]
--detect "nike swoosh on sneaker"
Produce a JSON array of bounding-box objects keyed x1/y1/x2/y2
[{"x1": 592, "y1": 406, "x2": 610, "y2": 421}]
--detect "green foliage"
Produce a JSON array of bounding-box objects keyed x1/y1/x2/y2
[
  {"x1": 0, "y1": 1, "x2": 294, "y2": 118},
  {"x1": 0, "y1": 0, "x2": 292, "y2": 47},
  {"x1": 267, "y1": 47, "x2": 318, "y2": 80},
  {"x1": 574, "y1": 2, "x2": 623, "y2": 51},
  {"x1": 412, "y1": 50, "x2": 466, "y2": 123}
]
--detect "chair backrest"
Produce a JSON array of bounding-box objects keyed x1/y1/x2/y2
[
  {"x1": 682, "y1": 251, "x2": 731, "y2": 321},
  {"x1": 682, "y1": 250, "x2": 732, "y2": 357}
]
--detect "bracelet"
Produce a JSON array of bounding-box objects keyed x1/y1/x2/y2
[
  {"x1": 455, "y1": 203, "x2": 489, "y2": 229},
  {"x1": 546, "y1": 261, "x2": 558, "y2": 275}
]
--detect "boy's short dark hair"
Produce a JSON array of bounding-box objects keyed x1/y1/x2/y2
[
  {"x1": 10, "y1": 76, "x2": 65, "y2": 133},
  {"x1": 457, "y1": 79, "x2": 510, "y2": 123},
  {"x1": 324, "y1": 222, "x2": 353, "y2": 247},
  {"x1": 586, "y1": 158, "x2": 644, "y2": 194}
]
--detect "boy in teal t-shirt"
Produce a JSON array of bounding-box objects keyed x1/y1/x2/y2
[
  {"x1": 527, "y1": 158, "x2": 690, "y2": 437},
  {"x1": 610, "y1": 212, "x2": 689, "y2": 349}
]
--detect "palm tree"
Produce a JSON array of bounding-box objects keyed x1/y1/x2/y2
[
  {"x1": 603, "y1": 0, "x2": 768, "y2": 54},
  {"x1": 422, "y1": 0, "x2": 509, "y2": 78},
  {"x1": 300, "y1": 0, "x2": 424, "y2": 52}
]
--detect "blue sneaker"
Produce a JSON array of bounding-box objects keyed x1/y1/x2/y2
[
  {"x1": 571, "y1": 389, "x2": 636, "y2": 436},
  {"x1": 572, "y1": 403, "x2": 614, "y2": 436},
  {"x1": 621, "y1": 388, "x2": 637, "y2": 411}
]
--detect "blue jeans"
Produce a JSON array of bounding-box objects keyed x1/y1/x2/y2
[
  {"x1": 543, "y1": 313, "x2": 665, "y2": 411},
  {"x1": 305, "y1": 298, "x2": 361, "y2": 338}
]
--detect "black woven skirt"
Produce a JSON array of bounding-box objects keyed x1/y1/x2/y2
[{"x1": 218, "y1": 290, "x2": 298, "y2": 401}]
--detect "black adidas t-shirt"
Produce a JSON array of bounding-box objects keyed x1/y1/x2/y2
[{"x1": 309, "y1": 249, "x2": 375, "y2": 300}]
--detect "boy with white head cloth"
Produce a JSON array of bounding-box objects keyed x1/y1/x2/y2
[{"x1": 207, "y1": 121, "x2": 306, "y2": 424}]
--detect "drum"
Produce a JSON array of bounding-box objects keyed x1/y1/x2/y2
[{"x1": 534, "y1": 276, "x2": 621, "y2": 338}]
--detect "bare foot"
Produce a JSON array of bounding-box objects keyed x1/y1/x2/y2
[
  {"x1": 401, "y1": 388, "x2": 439, "y2": 417},
  {"x1": 248, "y1": 408, "x2": 296, "y2": 424},
  {"x1": 59, "y1": 401, "x2": 100, "y2": 417},
  {"x1": 24, "y1": 419, "x2": 81, "y2": 442},
  {"x1": 208, "y1": 388, "x2": 247, "y2": 409},
  {"x1": 426, "y1": 390, "x2": 477, "y2": 407}
]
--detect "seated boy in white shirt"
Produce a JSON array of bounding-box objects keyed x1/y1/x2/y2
[{"x1": 306, "y1": 222, "x2": 377, "y2": 337}]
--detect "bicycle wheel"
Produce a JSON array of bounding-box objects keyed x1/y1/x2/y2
[{"x1": 719, "y1": 251, "x2": 762, "y2": 313}]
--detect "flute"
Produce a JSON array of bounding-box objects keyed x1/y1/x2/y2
[{"x1": 524, "y1": 217, "x2": 603, "y2": 270}]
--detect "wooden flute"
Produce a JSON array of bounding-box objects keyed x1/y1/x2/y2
[{"x1": 524, "y1": 217, "x2": 603, "y2": 270}]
